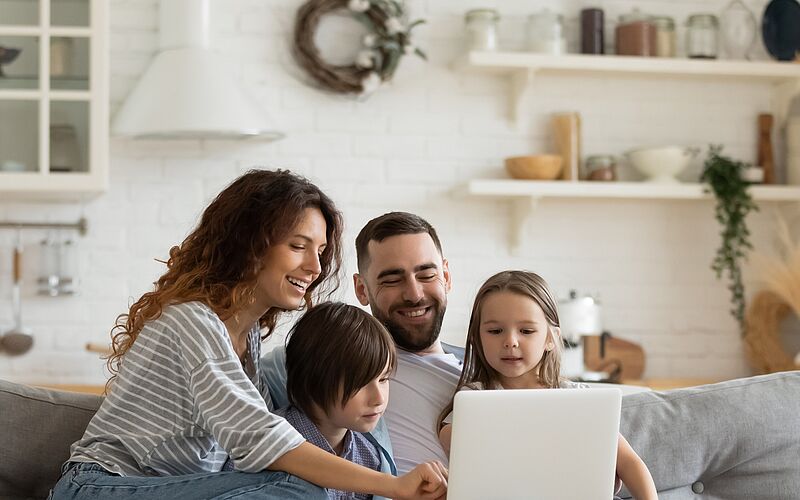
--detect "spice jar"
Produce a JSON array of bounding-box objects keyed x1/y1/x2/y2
[
  {"x1": 686, "y1": 14, "x2": 719, "y2": 59},
  {"x1": 464, "y1": 9, "x2": 500, "y2": 51},
  {"x1": 615, "y1": 9, "x2": 657, "y2": 56},
  {"x1": 652, "y1": 16, "x2": 676, "y2": 57},
  {"x1": 527, "y1": 9, "x2": 567, "y2": 55},
  {"x1": 584, "y1": 155, "x2": 617, "y2": 181}
]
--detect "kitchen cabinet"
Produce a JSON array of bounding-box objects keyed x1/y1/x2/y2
[
  {"x1": 454, "y1": 51, "x2": 800, "y2": 125},
  {"x1": 458, "y1": 179, "x2": 800, "y2": 251},
  {"x1": 0, "y1": 0, "x2": 108, "y2": 201}
]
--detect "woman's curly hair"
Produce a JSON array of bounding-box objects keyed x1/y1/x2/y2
[{"x1": 105, "y1": 169, "x2": 344, "y2": 389}]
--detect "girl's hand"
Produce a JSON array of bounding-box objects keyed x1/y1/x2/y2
[{"x1": 392, "y1": 461, "x2": 448, "y2": 500}]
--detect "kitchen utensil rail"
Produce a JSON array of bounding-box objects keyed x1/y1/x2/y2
[{"x1": 0, "y1": 217, "x2": 88, "y2": 236}]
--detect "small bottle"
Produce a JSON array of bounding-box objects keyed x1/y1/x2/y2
[
  {"x1": 464, "y1": 9, "x2": 500, "y2": 51},
  {"x1": 686, "y1": 14, "x2": 719, "y2": 59},
  {"x1": 652, "y1": 16, "x2": 676, "y2": 57},
  {"x1": 527, "y1": 9, "x2": 567, "y2": 55},
  {"x1": 581, "y1": 8, "x2": 605, "y2": 55}
]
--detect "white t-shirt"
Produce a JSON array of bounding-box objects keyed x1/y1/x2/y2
[{"x1": 385, "y1": 348, "x2": 462, "y2": 474}]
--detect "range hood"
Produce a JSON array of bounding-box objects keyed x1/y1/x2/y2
[{"x1": 112, "y1": 0, "x2": 283, "y2": 140}]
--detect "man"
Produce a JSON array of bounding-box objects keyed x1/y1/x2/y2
[{"x1": 352, "y1": 212, "x2": 462, "y2": 474}]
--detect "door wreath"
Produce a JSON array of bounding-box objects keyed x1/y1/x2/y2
[{"x1": 293, "y1": 0, "x2": 426, "y2": 96}]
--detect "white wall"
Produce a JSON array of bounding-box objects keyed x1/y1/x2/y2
[{"x1": 0, "y1": 0, "x2": 787, "y2": 384}]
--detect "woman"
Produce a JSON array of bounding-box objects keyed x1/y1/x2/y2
[{"x1": 50, "y1": 170, "x2": 447, "y2": 500}]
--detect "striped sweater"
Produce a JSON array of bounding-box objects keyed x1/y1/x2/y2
[{"x1": 69, "y1": 301, "x2": 304, "y2": 475}]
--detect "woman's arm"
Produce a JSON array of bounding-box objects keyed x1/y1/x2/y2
[
  {"x1": 616, "y1": 433, "x2": 657, "y2": 500},
  {"x1": 271, "y1": 442, "x2": 447, "y2": 500},
  {"x1": 438, "y1": 423, "x2": 453, "y2": 456}
]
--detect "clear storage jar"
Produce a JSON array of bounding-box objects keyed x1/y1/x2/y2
[
  {"x1": 584, "y1": 155, "x2": 617, "y2": 181},
  {"x1": 527, "y1": 9, "x2": 567, "y2": 55},
  {"x1": 686, "y1": 14, "x2": 719, "y2": 59},
  {"x1": 652, "y1": 16, "x2": 676, "y2": 57},
  {"x1": 464, "y1": 9, "x2": 500, "y2": 51}
]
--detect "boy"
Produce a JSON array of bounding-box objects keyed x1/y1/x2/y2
[{"x1": 276, "y1": 302, "x2": 397, "y2": 500}]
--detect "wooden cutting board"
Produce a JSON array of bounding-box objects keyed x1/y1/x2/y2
[{"x1": 583, "y1": 333, "x2": 645, "y2": 381}]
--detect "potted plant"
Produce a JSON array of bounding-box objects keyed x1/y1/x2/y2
[{"x1": 700, "y1": 145, "x2": 758, "y2": 335}]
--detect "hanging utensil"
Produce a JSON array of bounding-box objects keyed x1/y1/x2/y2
[{"x1": 0, "y1": 230, "x2": 33, "y2": 355}]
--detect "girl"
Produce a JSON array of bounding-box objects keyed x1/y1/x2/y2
[
  {"x1": 437, "y1": 270, "x2": 656, "y2": 500},
  {"x1": 50, "y1": 169, "x2": 447, "y2": 500}
]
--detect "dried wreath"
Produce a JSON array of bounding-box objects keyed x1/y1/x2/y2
[{"x1": 293, "y1": 0, "x2": 425, "y2": 96}]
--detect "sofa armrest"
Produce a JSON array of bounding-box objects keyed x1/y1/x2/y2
[{"x1": 0, "y1": 380, "x2": 102, "y2": 500}]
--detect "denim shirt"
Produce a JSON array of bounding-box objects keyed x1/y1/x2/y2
[{"x1": 259, "y1": 348, "x2": 397, "y2": 500}]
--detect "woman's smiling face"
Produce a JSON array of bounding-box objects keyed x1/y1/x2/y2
[{"x1": 254, "y1": 207, "x2": 328, "y2": 311}]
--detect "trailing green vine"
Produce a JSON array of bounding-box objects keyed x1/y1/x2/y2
[{"x1": 700, "y1": 145, "x2": 758, "y2": 335}]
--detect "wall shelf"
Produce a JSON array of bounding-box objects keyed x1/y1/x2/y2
[
  {"x1": 454, "y1": 51, "x2": 800, "y2": 125},
  {"x1": 459, "y1": 179, "x2": 800, "y2": 251}
]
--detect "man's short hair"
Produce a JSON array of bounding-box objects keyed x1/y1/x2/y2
[
  {"x1": 285, "y1": 302, "x2": 397, "y2": 420},
  {"x1": 355, "y1": 212, "x2": 443, "y2": 273}
]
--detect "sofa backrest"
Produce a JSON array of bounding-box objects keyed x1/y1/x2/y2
[{"x1": 0, "y1": 380, "x2": 102, "y2": 500}]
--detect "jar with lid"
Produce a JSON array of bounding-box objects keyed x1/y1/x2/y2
[
  {"x1": 652, "y1": 16, "x2": 676, "y2": 57},
  {"x1": 615, "y1": 9, "x2": 657, "y2": 56},
  {"x1": 464, "y1": 9, "x2": 500, "y2": 51},
  {"x1": 686, "y1": 14, "x2": 719, "y2": 59},
  {"x1": 584, "y1": 155, "x2": 617, "y2": 181},
  {"x1": 527, "y1": 9, "x2": 567, "y2": 55}
]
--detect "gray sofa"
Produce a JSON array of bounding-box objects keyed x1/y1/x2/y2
[{"x1": 2, "y1": 371, "x2": 799, "y2": 500}]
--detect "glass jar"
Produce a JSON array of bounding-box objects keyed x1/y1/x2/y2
[
  {"x1": 615, "y1": 9, "x2": 657, "y2": 56},
  {"x1": 652, "y1": 16, "x2": 676, "y2": 57},
  {"x1": 527, "y1": 9, "x2": 567, "y2": 55},
  {"x1": 584, "y1": 155, "x2": 617, "y2": 181},
  {"x1": 686, "y1": 14, "x2": 719, "y2": 59},
  {"x1": 464, "y1": 9, "x2": 500, "y2": 51}
]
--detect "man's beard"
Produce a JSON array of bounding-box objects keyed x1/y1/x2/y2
[{"x1": 373, "y1": 301, "x2": 446, "y2": 352}]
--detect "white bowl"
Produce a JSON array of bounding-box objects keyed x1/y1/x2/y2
[{"x1": 626, "y1": 146, "x2": 697, "y2": 183}]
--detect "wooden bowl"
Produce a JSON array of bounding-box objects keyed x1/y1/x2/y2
[{"x1": 505, "y1": 155, "x2": 563, "y2": 180}]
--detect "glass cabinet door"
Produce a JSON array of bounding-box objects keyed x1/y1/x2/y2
[
  {"x1": 0, "y1": 35, "x2": 39, "y2": 89},
  {"x1": 0, "y1": 100, "x2": 39, "y2": 173},
  {"x1": 51, "y1": 0, "x2": 89, "y2": 27},
  {"x1": 0, "y1": 0, "x2": 40, "y2": 26},
  {"x1": 50, "y1": 36, "x2": 89, "y2": 90},
  {"x1": 50, "y1": 100, "x2": 88, "y2": 173}
]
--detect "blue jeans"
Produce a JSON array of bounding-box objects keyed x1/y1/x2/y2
[{"x1": 49, "y1": 462, "x2": 328, "y2": 500}]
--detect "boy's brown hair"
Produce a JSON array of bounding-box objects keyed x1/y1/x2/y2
[{"x1": 285, "y1": 302, "x2": 397, "y2": 420}]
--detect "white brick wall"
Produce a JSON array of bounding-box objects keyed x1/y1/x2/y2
[{"x1": 0, "y1": 0, "x2": 785, "y2": 384}]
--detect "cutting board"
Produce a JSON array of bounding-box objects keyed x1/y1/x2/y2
[{"x1": 583, "y1": 333, "x2": 645, "y2": 381}]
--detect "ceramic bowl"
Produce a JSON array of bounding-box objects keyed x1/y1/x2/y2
[
  {"x1": 626, "y1": 146, "x2": 697, "y2": 183},
  {"x1": 505, "y1": 155, "x2": 564, "y2": 180}
]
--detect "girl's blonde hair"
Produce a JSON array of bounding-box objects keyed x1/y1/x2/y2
[{"x1": 438, "y1": 270, "x2": 563, "y2": 429}]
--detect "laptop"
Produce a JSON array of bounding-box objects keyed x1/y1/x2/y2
[{"x1": 447, "y1": 388, "x2": 622, "y2": 500}]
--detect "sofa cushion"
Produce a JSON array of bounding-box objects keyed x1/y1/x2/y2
[
  {"x1": 0, "y1": 380, "x2": 102, "y2": 500},
  {"x1": 619, "y1": 371, "x2": 800, "y2": 499}
]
